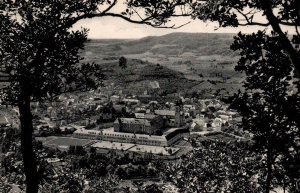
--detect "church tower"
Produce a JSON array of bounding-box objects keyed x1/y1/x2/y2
[{"x1": 175, "y1": 99, "x2": 184, "y2": 127}]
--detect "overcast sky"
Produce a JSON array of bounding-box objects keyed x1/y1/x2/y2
[{"x1": 72, "y1": 14, "x2": 296, "y2": 39}]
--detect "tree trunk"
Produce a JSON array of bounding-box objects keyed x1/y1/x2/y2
[
  {"x1": 266, "y1": 150, "x2": 272, "y2": 193},
  {"x1": 260, "y1": 0, "x2": 300, "y2": 75},
  {"x1": 18, "y1": 94, "x2": 38, "y2": 193}
]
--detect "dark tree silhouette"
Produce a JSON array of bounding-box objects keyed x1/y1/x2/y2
[
  {"x1": 191, "y1": 2, "x2": 300, "y2": 191},
  {"x1": 231, "y1": 31, "x2": 300, "y2": 193},
  {"x1": 119, "y1": 56, "x2": 127, "y2": 68},
  {"x1": 0, "y1": 1, "x2": 191, "y2": 192},
  {"x1": 164, "y1": 140, "x2": 265, "y2": 192},
  {"x1": 192, "y1": 0, "x2": 300, "y2": 74}
]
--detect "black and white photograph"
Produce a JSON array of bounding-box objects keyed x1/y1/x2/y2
[{"x1": 0, "y1": 0, "x2": 300, "y2": 192}]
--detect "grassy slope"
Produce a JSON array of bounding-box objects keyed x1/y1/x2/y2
[{"x1": 94, "y1": 58, "x2": 199, "y2": 95}]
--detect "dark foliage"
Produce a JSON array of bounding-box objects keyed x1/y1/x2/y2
[
  {"x1": 119, "y1": 56, "x2": 127, "y2": 69},
  {"x1": 231, "y1": 31, "x2": 300, "y2": 192}
]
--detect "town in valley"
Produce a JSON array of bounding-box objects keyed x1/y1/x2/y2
[{"x1": 0, "y1": 34, "x2": 251, "y2": 192}]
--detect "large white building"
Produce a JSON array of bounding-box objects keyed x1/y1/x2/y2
[
  {"x1": 73, "y1": 126, "x2": 189, "y2": 147},
  {"x1": 73, "y1": 101, "x2": 189, "y2": 147}
]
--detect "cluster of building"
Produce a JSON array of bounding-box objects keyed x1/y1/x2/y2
[
  {"x1": 29, "y1": 83, "x2": 243, "y2": 154},
  {"x1": 74, "y1": 100, "x2": 189, "y2": 147},
  {"x1": 189, "y1": 99, "x2": 242, "y2": 136}
]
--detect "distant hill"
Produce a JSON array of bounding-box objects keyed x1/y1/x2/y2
[{"x1": 82, "y1": 32, "x2": 237, "y2": 57}]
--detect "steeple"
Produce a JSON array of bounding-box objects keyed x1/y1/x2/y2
[{"x1": 175, "y1": 98, "x2": 184, "y2": 127}]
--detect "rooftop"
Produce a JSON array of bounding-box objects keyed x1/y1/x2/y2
[
  {"x1": 129, "y1": 145, "x2": 179, "y2": 155},
  {"x1": 134, "y1": 113, "x2": 159, "y2": 120},
  {"x1": 74, "y1": 127, "x2": 167, "y2": 141},
  {"x1": 92, "y1": 141, "x2": 135, "y2": 150},
  {"x1": 154, "y1": 110, "x2": 175, "y2": 116},
  {"x1": 115, "y1": 118, "x2": 151, "y2": 126}
]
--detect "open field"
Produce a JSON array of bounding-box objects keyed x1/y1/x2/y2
[
  {"x1": 92, "y1": 141, "x2": 135, "y2": 151},
  {"x1": 36, "y1": 136, "x2": 96, "y2": 148}
]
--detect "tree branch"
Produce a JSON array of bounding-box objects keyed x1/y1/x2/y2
[
  {"x1": 235, "y1": 8, "x2": 269, "y2": 27},
  {"x1": 259, "y1": 0, "x2": 300, "y2": 75},
  {"x1": 101, "y1": 0, "x2": 118, "y2": 14},
  {"x1": 278, "y1": 21, "x2": 300, "y2": 26},
  {"x1": 102, "y1": 13, "x2": 191, "y2": 29},
  {"x1": 238, "y1": 22, "x2": 269, "y2": 27}
]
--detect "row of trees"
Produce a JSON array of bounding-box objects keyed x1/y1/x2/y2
[{"x1": 1, "y1": 0, "x2": 300, "y2": 192}]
